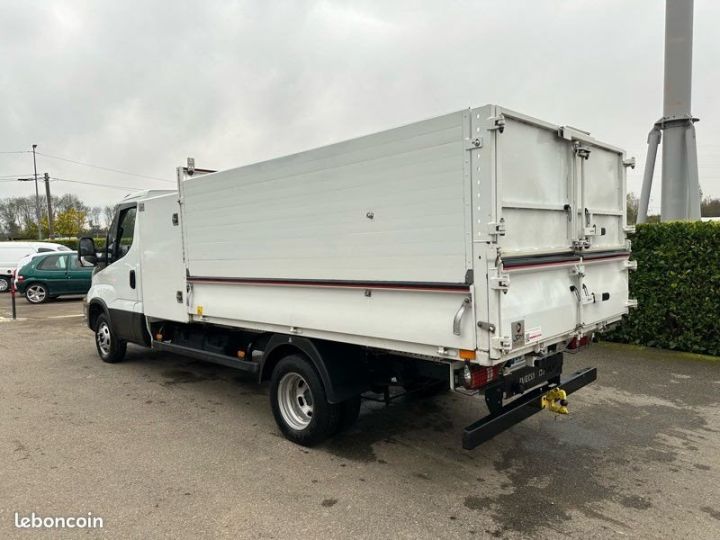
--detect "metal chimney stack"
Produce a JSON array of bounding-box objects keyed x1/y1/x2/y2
[{"x1": 638, "y1": 0, "x2": 701, "y2": 223}]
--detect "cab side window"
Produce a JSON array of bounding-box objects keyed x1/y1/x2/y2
[
  {"x1": 37, "y1": 254, "x2": 67, "y2": 271},
  {"x1": 109, "y1": 206, "x2": 137, "y2": 261}
]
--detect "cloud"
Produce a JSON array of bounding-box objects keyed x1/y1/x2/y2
[{"x1": 1, "y1": 0, "x2": 719, "y2": 212}]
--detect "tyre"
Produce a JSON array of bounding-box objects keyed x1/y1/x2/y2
[
  {"x1": 0, "y1": 276, "x2": 9, "y2": 293},
  {"x1": 270, "y1": 354, "x2": 342, "y2": 446},
  {"x1": 94, "y1": 313, "x2": 127, "y2": 363},
  {"x1": 25, "y1": 283, "x2": 48, "y2": 304}
]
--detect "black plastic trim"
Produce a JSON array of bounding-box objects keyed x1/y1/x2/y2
[
  {"x1": 152, "y1": 340, "x2": 259, "y2": 374},
  {"x1": 462, "y1": 367, "x2": 597, "y2": 449}
]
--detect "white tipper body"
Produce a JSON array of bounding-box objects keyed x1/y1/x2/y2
[{"x1": 91, "y1": 105, "x2": 634, "y2": 366}]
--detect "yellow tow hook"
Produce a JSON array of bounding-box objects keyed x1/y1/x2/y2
[{"x1": 541, "y1": 388, "x2": 569, "y2": 415}]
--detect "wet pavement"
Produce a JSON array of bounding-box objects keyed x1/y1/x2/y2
[{"x1": 1, "y1": 294, "x2": 719, "y2": 538}]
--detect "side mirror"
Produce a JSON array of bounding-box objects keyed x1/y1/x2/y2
[{"x1": 78, "y1": 237, "x2": 98, "y2": 266}]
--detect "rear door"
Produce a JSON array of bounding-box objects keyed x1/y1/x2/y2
[
  {"x1": 474, "y1": 106, "x2": 632, "y2": 360},
  {"x1": 34, "y1": 253, "x2": 69, "y2": 295}
]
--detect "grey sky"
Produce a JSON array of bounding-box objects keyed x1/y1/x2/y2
[{"x1": 1, "y1": 0, "x2": 719, "y2": 213}]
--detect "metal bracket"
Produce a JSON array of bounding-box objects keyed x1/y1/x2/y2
[
  {"x1": 453, "y1": 297, "x2": 471, "y2": 336},
  {"x1": 488, "y1": 220, "x2": 506, "y2": 237},
  {"x1": 623, "y1": 225, "x2": 636, "y2": 234},
  {"x1": 569, "y1": 264, "x2": 585, "y2": 277},
  {"x1": 623, "y1": 157, "x2": 636, "y2": 169},
  {"x1": 572, "y1": 239, "x2": 590, "y2": 250},
  {"x1": 623, "y1": 260, "x2": 638, "y2": 271},
  {"x1": 477, "y1": 321, "x2": 496, "y2": 333},
  {"x1": 490, "y1": 274, "x2": 510, "y2": 291},
  {"x1": 491, "y1": 336, "x2": 512, "y2": 352},
  {"x1": 574, "y1": 143, "x2": 592, "y2": 160},
  {"x1": 625, "y1": 299, "x2": 639, "y2": 309},
  {"x1": 488, "y1": 114, "x2": 506, "y2": 133},
  {"x1": 465, "y1": 137, "x2": 483, "y2": 150}
]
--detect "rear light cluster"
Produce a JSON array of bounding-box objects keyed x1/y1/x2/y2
[
  {"x1": 567, "y1": 335, "x2": 591, "y2": 350},
  {"x1": 16, "y1": 275, "x2": 24, "y2": 282},
  {"x1": 462, "y1": 364, "x2": 502, "y2": 390}
]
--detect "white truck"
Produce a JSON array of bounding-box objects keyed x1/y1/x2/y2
[{"x1": 79, "y1": 105, "x2": 636, "y2": 449}]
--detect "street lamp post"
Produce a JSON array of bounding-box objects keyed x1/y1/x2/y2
[{"x1": 31, "y1": 144, "x2": 42, "y2": 239}]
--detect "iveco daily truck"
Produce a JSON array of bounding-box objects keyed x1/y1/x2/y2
[{"x1": 79, "y1": 105, "x2": 636, "y2": 449}]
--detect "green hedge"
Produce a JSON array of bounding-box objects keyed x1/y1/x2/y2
[
  {"x1": 47, "y1": 237, "x2": 107, "y2": 250},
  {"x1": 607, "y1": 221, "x2": 720, "y2": 356}
]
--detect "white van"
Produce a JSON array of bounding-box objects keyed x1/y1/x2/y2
[{"x1": 0, "y1": 241, "x2": 71, "y2": 292}]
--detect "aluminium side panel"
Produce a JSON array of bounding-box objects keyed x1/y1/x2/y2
[
  {"x1": 182, "y1": 112, "x2": 469, "y2": 284},
  {"x1": 181, "y1": 111, "x2": 478, "y2": 358}
]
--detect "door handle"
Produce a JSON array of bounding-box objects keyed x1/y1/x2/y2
[{"x1": 129, "y1": 270, "x2": 136, "y2": 289}]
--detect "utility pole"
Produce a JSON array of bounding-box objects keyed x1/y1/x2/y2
[
  {"x1": 31, "y1": 144, "x2": 42, "y2": 239},
  {"x1": 44, "y1": 172, "x2": 54, "y2": 238},
  {"x1": 638, "y1": 0, "x2": 701, "y2": 223}
]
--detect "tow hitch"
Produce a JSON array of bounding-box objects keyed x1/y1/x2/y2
[
  {"x1": 541, "y1": 387, "x2": 569, "y2": 415},
  {"x1": 462, "y1": 367, "x2": 596, "y2": 450}
]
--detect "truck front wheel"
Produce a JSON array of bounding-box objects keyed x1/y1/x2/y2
[
  {"x1": 94, "y1": 313, "x2": 127, "y2": 363},
  {"x1": 270, "y1": 354, "x2": 342, "y2": 446}
]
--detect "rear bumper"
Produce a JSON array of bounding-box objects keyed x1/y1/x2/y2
[{"x1": 462, "y1": 367, "x2": 597, "y2": 450}]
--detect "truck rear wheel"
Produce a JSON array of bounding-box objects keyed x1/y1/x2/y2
[
  {"x1": 270, "y1": 354, "x2": 342, "y2": 446},
  {"x1": 94, "y1": 313, "x2": 127, "y2": 363}
]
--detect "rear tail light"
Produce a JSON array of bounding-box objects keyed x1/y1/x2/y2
[
  {"x1": 568, "y1": 335, "x2": 590, "y2": 350},
  {"x1": 462, "y1": 364, "x2": 502, "y2": 390},
  {"x1": 16, "y1": 275, "x2": 24, "y2": 282}
]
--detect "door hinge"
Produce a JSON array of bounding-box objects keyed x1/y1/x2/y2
[
  {"x1": 488, "y1": 114, "x2": 506, "y2": 133},
  {"x1": 623, "y1": 157, "x2": 636, "y2": 169}
]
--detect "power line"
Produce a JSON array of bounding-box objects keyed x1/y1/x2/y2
[
  {"x1": 0, "y1": 150, "x2": 30, "y2": 154},
  {"x1": 50, "y1": 176, "x2": 147, "y2": 191},
  {"x1": 36, "y1": 151, "x2": 174, "y2": 183}
]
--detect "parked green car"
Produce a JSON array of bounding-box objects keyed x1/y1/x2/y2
[{"x1": 16, "y1": 251, "x2": 93, "y2": 304}]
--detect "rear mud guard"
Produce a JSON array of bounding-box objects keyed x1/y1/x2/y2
[{"x1": 462, "y1": 367, "x2": 597, "y2": 450}]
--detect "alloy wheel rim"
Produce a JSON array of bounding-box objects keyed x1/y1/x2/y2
[
  {"x1": 277, "y1": 372, "x2": 314, "y2": 430},
  {"x1": 27, "y1": 285, "x2": 46, "y2": 303},
  {"x1": 0, "y1": 279, "x2": 8, "y2": 292}
]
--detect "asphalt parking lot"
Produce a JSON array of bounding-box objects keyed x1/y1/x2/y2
[{"x1": 1, "y1": 295, "x2": 719, "y2": 539}]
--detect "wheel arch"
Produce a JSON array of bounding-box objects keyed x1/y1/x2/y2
[
  {"x1": 259, "y1": 335, "x2": 370, "y2": 404},
  {"x1": 87, "y1": 299, "x2": 109, "y2": 331}
]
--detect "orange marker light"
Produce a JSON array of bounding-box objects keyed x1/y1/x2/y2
[{"x1": 459, "y1": 349, "x2": 476, "y2": 360}]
